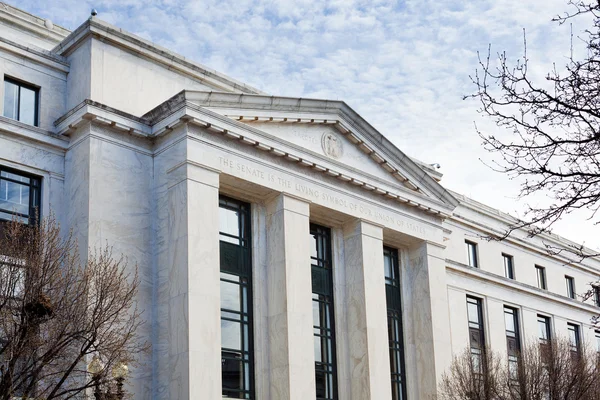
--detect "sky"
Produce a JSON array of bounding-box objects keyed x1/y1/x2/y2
[{"x1": 14, "y1": 0, "x2": 599, "y2": 248}]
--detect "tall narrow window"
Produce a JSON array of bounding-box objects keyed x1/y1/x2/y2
[
  {"x1": 594, "y1": 286, "x2": 600, "y2": 307},
  {"x1": 0, "y1": 166, "x2": 41, "y2": 224},
  {"x1": 384, "y1": 247, "x2": 407, "y2": 400},
  {"x1": 595, "y1": 331, "x2": 600, "y2": 354},
  {"x1": 567, "y1": 323, "x2": 580, "y2": 355},
  {"x1": 535, "y1": 266, "x2": 547, "y2": 290},
  {"x1": 565, "y1": 276, "x2": 575, "y2": 299},
  {"x1": 3, "y1": 78, "x2": 39, "y2": 126},
  {"x1": 504, "y1": 307, "x2": 521, "y2": 379},
  {"x1": 310, "y1": 223, "x2": 337, "y2": 400},
  {"x1": 467, "y1": 296, "x2": 485, "y2": 371},
  {"x1": 537, "y1": 315, "x2": 551, "y2": 345},
  {"x1": 219, "y1": 196, "x2": 254, "y2": 399},
  {"x1": 503, "y1": 254, "x2": 514, "y2": 279},
  {"x1": 465, "y1": 241, "x2": 478, "y2": 268}
]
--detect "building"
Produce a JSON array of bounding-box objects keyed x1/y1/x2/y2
[{"x1": 1, "y1": 3, "x2": 599, "y2": 399}]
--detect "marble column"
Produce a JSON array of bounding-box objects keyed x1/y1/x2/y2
[
  {"x1": 166, "y1": 162, "x2": 221, "y2": 399},
  {"x1": 343, "y1": 219, "x2": 392, "y2": 400},
  {"x1": 265, "y1": 193, "x2": 315, "y2": 399},
  {"x1": 402, "y1": 241, "x2": 452, "y2": 399}
]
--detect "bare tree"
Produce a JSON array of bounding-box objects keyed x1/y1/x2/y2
[
  {"x1": 468, "y1": 0, "x2": 600, "y2": 257},
  {"x1": 439, "y1": 348, "x2": 503, "y2": 400},
  {"x1": 0, "y1": 216, "x2": 148, "y2": 399},
  {"x1": 440, "y1": 338, "x2": 600, "y2": 400}
]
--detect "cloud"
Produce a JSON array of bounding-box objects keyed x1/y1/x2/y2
[{"x1": 12, "y1": 0, "x2": 597, "y2": 247}]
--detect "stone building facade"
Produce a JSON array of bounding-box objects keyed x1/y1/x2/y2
[{"x1": 1, "y1": 3, "x2": 599, "y2": 399}]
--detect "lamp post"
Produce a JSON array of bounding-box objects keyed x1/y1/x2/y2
[{"x1": 87, "y1": 356, "x2": 128, "y2": 400}]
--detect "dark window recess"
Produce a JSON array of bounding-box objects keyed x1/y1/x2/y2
[
  {"x1": 594, "y1": 286, "x2": 600, "y2": 307},
  {"x1": 504, "y1": 307, "x2": 521, "y2": 380},
  {"x1": 565, "y1": 276, "x2": 575, "y2": 299},
  {"x1": 3, "y1": 78, "x2": 39, "y2": 126},
  {"x1": 384, "y1": 247, "x2": 407, "y2": 400},
  {"x1": 537, "y1": 315, "x2": 551, "y2": 345},
  {"x1": 568, "y1": 323, "x2": 581, "y2": 355},
  {"x1": 595, "y1": 331, "x2": 600, "y2": 354},
  {"x1": 467, "y1": 296, "x2": 485, "y2": 372},
  {"x1": 219, "y1": 196, "x2": 254, "y2": 399},
  {"x1": 0, "y1": 166, "x2": 40, "y2": 225},
  {"x1": 465, "y1": 241, "x2": 478, "y2": 268},
  {"x1": 503, "y1": 254, "x2": 514, "y2": 279},
  {"x1": 535, "y1": 266, "x2": 547, "y2": 290},
  {"x1": 311, "y1": 223, "x2": 337, "y2": 400}
]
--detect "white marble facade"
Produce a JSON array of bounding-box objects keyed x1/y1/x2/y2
[{"x1": 2, "y1": 4, "x2": 600, "y2": 400}]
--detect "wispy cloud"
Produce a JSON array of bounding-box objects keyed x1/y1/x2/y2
[{"x1": 14, "y1": 0, "x2": 596, "y2": 246}]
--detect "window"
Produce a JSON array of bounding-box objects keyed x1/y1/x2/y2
[
  {"x1": 535, "y1": 266, "x2": 547, "y2": 290},
  {"x1": 567, "y1": 323, "x2": 580, "y2": 354},
  {"x1": 3, "y1": 78, "x2": 39, "y2": 126},
  {"x1": 219, "y1": 196, "x2": 254, "y2": 399},
  {"x1": 595, "y1": 331, "x2": 600, "y2": 354},
  {"x1": 593, "y1": 286, "x2": 600, "y2": 307},
  {"x1": 0, "y1": 166, "x2": 40, "y2": 224},
  {"x1": 565, "y1": 276, "x2": 575, "y2": 299},
  {"x1": 537, "y1": 315, "x2": 551, "y2": 345},
  {"x1": 311, "y1": 223, "x2": 337, "y2": 400},
  {"x1": 503, "y1": 254, "x2": 514, "y2": 279},
  {"x1": 465, "y1": 241, "x2": 478, "y2": 268},
  {"x1": 504, "y1": 307, "x2": 521, "y2": 379},
  {"x1": 467, "y1": 296, "x2": 485, "y2": 372},
  {"x1": 384, "y1": 247, "x2": 407, "y2": 400}
]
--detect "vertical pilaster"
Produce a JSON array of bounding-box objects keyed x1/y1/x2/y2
[
  {"x1": 166, "y1": 162, "x2": 221, "y2": 399},
  {"x1": 343, "y1": 220, "x2": 392, "y2": 400},
  {"x1": 265, "y1": 193, "x2": 315, "y2": 400},
  {"x1": 403, "y1": 241, "x2": 452, "y2": 399}
]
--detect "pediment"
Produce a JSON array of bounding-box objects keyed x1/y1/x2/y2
[{"x1": 138, "y1": 90, "x2": 459, "y2": 215}]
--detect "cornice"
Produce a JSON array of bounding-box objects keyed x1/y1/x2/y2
[
  {"x1": 0, "y1": 3, "x2": 69, "y2": 44},
  {"x1": 0, "y1": 36, "x2": 69, "y2": 73},
  {"x1": 446, "y1": 259, "x2": 600, "y2": 314},
  {"x1": 0, "y1": 116, "x2": 67, "y2": 151}
]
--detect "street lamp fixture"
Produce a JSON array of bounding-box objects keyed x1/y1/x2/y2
[{"x1": 87, "y1": 356, "x2": 128, "y2": 400}]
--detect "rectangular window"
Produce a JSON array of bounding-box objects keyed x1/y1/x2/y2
[
  {"x1": 594, "y1": 286, "x2": 600, "y2": 307},
  {"x1": 311, "y1": 223, "x2": 337, "y2": 400},
  {"x1": 219, "y1": 196, "x2": 254, "y2": 399},
  {"x1": 537, "y1": 315, "x2": 551, "y2": 344},
  {"x1": 384, "y1": 247, "x2": 407, "y2": 400},
  {"x1": 535, "y1": 266, "x2": 547, "y2": 290},
  {"x1": 565, "y1": 276, "x2": 575, "y2": 299},
  {"x1": 467, "y1": 296, "x2": 485, "y2": 372},
  {"x1": 3, "y1": 78, "x2": 39, "y2": 126},
  {"x1": 567, "y1": 323, "x2": 580, "y2": 354},
  {"x1": 595, "y1": 331, "x2": 600, "y2": 354},
  {"x1": 465, "y1": 241, "x2": 478, "y2": 268},
  {"x1": 503, "y1": 254, "x2": 514, "y2": 279},
  {"x1": 0, "y1": 166, "x2": 41, "y2": 224},
  {"x1": 504, "y1": 307, "x2": 521, "y2": 379}
]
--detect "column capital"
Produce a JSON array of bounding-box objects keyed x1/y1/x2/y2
[
  {"x1": 266, "y1": 192, "x2": 310, "y2": 217},
  {"x1": 342, "y1": 218, "x2": 383, "y2": 241},
  {"x1": 166, "y1": 160, "x2": 220, "y2": 189}
]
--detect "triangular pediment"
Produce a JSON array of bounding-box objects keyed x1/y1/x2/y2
[{"x1": 141, "y1": 90, "x2": 459, "y2": 215}]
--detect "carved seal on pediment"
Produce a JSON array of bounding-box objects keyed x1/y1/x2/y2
[{"x1": 321, "y1": 132, "x2": 343, "y2": 159}]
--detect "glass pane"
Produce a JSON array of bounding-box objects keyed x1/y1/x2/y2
[
  {"x1": 0, "y1": 180, "x2": 29, "y2": 215},
  {"x1": 538, "y1": 320, "x2": 547, "y2": 340},
  {"x1": 219, "y1": 207, "x2": 240, "y2": 238},
  {"x1": 310, "y1": 232, "x2": 318, "y2": 259},
  {"x1": 0, "y1": 210, "x2": 27, "y2": 223},
  {"x1": 3, "y1": 81, "x2": 18, "y2": 120},
  {"x1": 384, "y1": 254, "x2": 392, "y2": 279},
  {"x1": 467, "y1": 302, "x2": 479, "y2": 324},
  {"x1": 505, "y1": 310, "x2": 515, "y2": 333},
  {"x1": 19, "y1": 86, "x2": 36, "y2": 125},
  {"x1": 0, "y1": 171, "x2": 30, "y2": 183},
  {"x1": 222, "y1": 352, "x2": 243, "y2": 393},
  {"x1": 221, "y1": 319, "x2": 241, "y2": 351},
  {"x1": 221, "y1": 280, "x2": 241, "y2": 312}
]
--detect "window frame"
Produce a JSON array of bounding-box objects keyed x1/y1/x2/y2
[
  {"x1": 537, "y1": 314, "x2": 551, "y2": 345},
  {"x1": 567, "y1": 323, "x2": 581, "y2": 354},
  {"x1": 218, "y1": 195, "x2": 255, "y2": 399},
  {"x1": 310, "y1": 223, "x2": 338, "y2": 400},
  {"x1": 565, "y1": 276, "x2": 576, "y2": 299},
  {"x1": 535, "y1": 265, "x2": 547, "y2": 290},
  {"x1": 465, "y1": 240, "x2": 479, "y2": 268},
  {"x1": 466, "y1": 296, "x2": 485, "y2": 372},
  {"x1": 0, "y1": 165, "x2": 41, "y2": 225},
  {"x1": 503, "y1": 253, "x2": 515, "y2": 279},
  {"x1": 504, "y1": 306, "x2": 521, "y2": 380},
  {"x1": 384, "y1": 246, "x2": 407, "y2": 400},
  {"x1": 3, "y1": 77, "x2": 40, "y2": 127}
]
